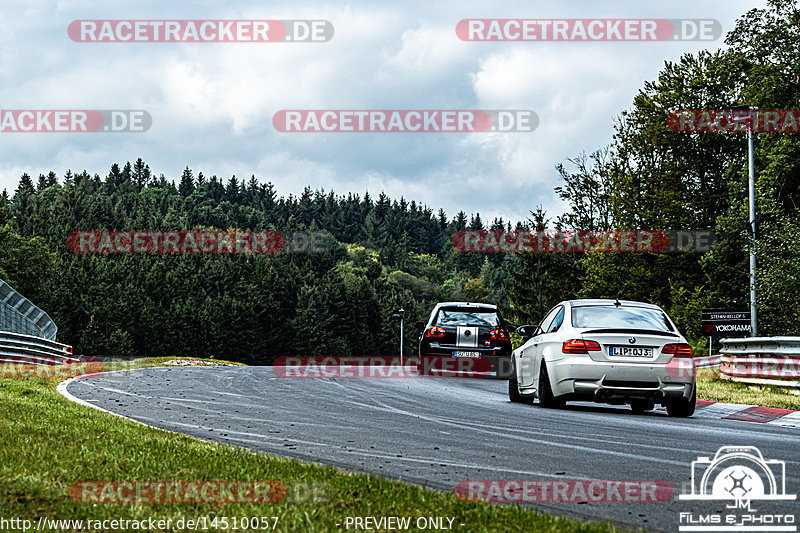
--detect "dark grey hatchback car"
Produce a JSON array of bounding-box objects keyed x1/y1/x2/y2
[{"x1": 417, "y1": 302, "x2": 513, "y2": 378}]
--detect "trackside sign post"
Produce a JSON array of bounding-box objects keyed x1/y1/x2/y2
[{"x1": 701, "y1": 309, "x2": 752, "y2": 337}]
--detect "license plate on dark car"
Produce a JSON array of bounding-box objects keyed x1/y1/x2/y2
[
  {"x1": 453, "y1": 351, "x2": 480, "y2": 358},
  {"x1": 609, "y1": 346, "x2": 653, "y2": 357}
]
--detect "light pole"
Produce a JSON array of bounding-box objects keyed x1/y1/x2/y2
[
  {"x1": 392, "y1": 308, "x2": 405, "y2": 364},
  {"x1": 731, "y1": 105, "x2": 758, "y2": 337}
]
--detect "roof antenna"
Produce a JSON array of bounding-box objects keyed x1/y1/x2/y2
[{"x1": 614, "y1": 298, "x2": 621, "y2": 307}]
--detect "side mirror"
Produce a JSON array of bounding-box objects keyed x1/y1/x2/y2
[
  {"x1": 516, "y1": 325, "x2": 537, "y2": 340},
  {"x1": 415, "y1": 321, "x2": 424, "y2": 330}
]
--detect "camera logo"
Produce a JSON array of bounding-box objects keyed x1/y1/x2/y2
[{"x1": 680, "y1": 446, "x2": 795, "y2": 506}]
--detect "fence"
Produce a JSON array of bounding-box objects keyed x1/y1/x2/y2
[
  {"x1": 0, "y1": 279, "x2": 57, "y2": 340},
  {"x1": 718, "y1": 337, "x2": 800, "y2": 388}
]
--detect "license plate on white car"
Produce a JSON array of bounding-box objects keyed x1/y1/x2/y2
[
  {"x1": 453, "y1": 351, "x2": 480, "y2": 358},
  {"x1": 609, "y1": 346, "x2": 653, "y2": 358}
]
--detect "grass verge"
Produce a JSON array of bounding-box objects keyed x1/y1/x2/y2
[
  {"x1": 697, "y1": 377, "x2": 800, "y2": 410},
  {"x1": 0, "y1": 357, "x2": 625, "y2": 533}
]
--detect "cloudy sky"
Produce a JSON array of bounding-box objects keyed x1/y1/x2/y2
[{"x1": 1, "y1": 0, "x2": 766, "y2": 224}]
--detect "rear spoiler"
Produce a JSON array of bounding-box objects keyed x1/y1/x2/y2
[{"x1": 579, "y1": 328, "x2": 679, "y2": 337}]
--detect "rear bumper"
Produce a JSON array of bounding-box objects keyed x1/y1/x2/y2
[
  {"x1": 548, "y1": 357, "x2": 694, "y2": 403},
  {"x1": 419, "y1": 351, "x2": 512, "y2": 379}
]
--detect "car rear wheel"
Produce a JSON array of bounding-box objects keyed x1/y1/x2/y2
[
  {"x1": 630, "y1": 400, "x2": 654, "y2": 414},
  {"x1": 666, "y1": 387, "x2": 696, "y2": 417},
  {"x1": 537, "y1": 363, "x2": 563, "y2": 409},
  {"x1": 508, "y1": 370, "x2": 533, "y2": 404}
]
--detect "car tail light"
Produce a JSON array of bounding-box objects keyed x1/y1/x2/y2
[
  {"x1": 424, "y1": 326, "x2": 446, "y2": 338},
  {"x1": 489, "y1": 329, "x2": 509, "y2": 340},
  {"x1": 67, "y1": 346, "x2": 73, "y2": 354},
  {"x1": 562, "y1": 339, "x2": 601, "y2": 354},
  {"x1": 661, "y1": 343, "x2": 692, "y2": 357}
]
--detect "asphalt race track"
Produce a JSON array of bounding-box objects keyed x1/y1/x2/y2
[{"x1": 64, "y1": 367, "x2": 800, "y2": 532}]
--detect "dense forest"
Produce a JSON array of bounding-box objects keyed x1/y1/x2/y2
[
  {"x1": 1, "y1": 0, "x2": 798, "y2": 362},
  {"x1": 0, "y1": 166, "x2": 521, "y2": 362}
]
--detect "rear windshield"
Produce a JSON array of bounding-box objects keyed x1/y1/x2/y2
[
  {"x1": 436, "y1": 308, "x2": 500, "y2": 327},
  {"x1": 571, "y1": 305, "x2": 673, "y2": 332}
]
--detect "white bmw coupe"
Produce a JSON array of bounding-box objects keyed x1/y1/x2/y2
[{"x1": 509, "y1": 299, "x2": 696, "y2": 417}]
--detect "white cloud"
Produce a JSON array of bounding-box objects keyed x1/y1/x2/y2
[{"x1": 0, "y1": 0, "x2": 770, "y2": 225}]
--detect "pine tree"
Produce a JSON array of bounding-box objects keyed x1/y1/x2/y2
[
  {"x1": 132, "y1": 158, "x2": 151, "y2": 189},
  {"x1": 179, "y1": 167, "x2": 195, "y2": 197},
  {"x1": 225, "y1": 176, "x2": 242, "y2": 203},
  {"x1": 107, "y1": 163, "x2": 123, "y2": 188},
  {"x1": 13, "y1": 174, "x2": 35, "y2": 206}
]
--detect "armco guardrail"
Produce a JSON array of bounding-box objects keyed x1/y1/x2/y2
[
  {"x1": 0, "y1": 330, "x2": 77, "y2": 366},
  {"x1": 719, "y1": 336, "x2": 800, "y2": 388}
]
